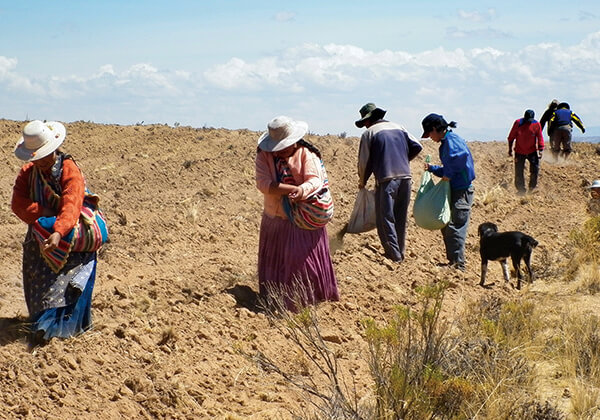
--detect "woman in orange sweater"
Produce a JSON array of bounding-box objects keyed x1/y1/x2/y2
[{"x1": 12, "y1": 120, "x2": 106, "y2": 348}]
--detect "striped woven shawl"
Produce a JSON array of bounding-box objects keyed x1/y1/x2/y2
[{"x1": 29, "y1": 159, "x2": 107, "y2": 273}]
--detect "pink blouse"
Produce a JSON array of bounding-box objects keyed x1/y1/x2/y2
[{"x1": 255, "y1": 146, "x2": 325, "y2": 218}]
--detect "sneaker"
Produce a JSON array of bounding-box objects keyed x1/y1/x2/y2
[
  {"x1": 449, "y1": 261, "x2": 466, "y2": 271},
  {"x1": 453, "y1": 263, "x2": 466, "y2": 272}
]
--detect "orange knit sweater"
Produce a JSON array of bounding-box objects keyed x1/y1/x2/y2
[{"x1": 11, "y1": 159, "x2": 85, "y2": 237}]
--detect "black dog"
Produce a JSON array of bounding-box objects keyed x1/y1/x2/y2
[{"x1": 478, "y1": 222, "x2": 538, "y2": 289}]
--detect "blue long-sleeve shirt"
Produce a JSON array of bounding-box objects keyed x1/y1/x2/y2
[
  {"x1": 428, "y1": 131, "x2": 476, "y2": 191},
  {"x1": 358, "y1": 120, "x2": 423, "y2": 184}
]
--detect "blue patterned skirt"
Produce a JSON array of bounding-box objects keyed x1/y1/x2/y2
[{"x1": 22, "y1": 227, "x2": 97, "y2": 340}]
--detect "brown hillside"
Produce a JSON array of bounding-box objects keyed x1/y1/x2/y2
[{"x1": 0, "y1": 119, "x2": 596, "y2": 418}]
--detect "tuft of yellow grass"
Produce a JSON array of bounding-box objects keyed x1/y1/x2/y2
[
  {"x1": 570, "y1": 380, "x2": 600, "y2": 419},
  {"x1": 480, "y1": 185, "x2": 505, "y2": 207},
  {"x1": 184, "y1": 202, "x2": 200, "y2": 224}
]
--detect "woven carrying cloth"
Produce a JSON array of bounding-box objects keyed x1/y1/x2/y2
[
  {"x1": 276, "y1": 157, "x2": 334, "y2": 230},
  {"x1": 29, "y1": 156, "x2": 108, "y2": 273}
]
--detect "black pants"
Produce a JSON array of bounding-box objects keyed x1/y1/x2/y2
[{"x1": 514, "y1": 152, "x2": 540, "y2": 193}]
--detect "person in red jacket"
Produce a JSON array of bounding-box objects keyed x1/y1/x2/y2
[{"x1": 507, "y1": 109, "x2": 545, "y2": 195}]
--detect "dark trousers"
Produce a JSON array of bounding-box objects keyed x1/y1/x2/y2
[
  {"x1": 374, "y1": 177, "x2": 411, "y2": 262},
  {"x1": 441, "y1": 186, "x2": 474, "y2": 267},
  {"x1": 550, "y1": 126, "x2": 572, "y2": 159},
  {"x1": 514, "y1": 152, "x2": 540, "y2": 193}
]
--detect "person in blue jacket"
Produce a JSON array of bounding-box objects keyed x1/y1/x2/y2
[
  {"x1": 548, "y1": 102, "x2": 585, "y2": 161},
  {"x1": 421, "y1": 113, "x2": 476, "y2": 271}
]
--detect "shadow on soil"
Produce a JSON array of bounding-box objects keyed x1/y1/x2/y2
[
  {"x1": 225, "y1": 285, "x2": 262, "y2": 313},
  {"x1": 0, "y1": 317, "x2": 30, "y2": 346}
]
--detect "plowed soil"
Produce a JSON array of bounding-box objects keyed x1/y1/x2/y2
[{"x1": 0, "y1": 119, "x2": 597, "y2": 419}]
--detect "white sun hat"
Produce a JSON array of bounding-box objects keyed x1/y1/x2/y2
[
  {"x1": 587, "y1": 180, "x2": 600, "y2": 189},
  {"x1": 257, "y1": 116, "x2": 308, "y2": 152},
  {"x1": 14, "y1": 120, "x2": 66, "y2": 162}
]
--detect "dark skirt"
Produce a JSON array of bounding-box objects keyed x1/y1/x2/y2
[
  {"x1": 258, "y1": 213, "x2": 339, "y2": 311},
  {"x1": 22, "y1": 227, "x2": 97, "y2": 341}
]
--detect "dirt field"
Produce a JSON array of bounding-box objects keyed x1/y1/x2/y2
[{"x1": 0, "y1": 119, "x2": 597, "y2": 419}]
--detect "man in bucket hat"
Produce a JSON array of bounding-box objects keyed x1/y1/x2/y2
[{"x1": 355, "y1": 103, "x2": 423, "y2": 262}]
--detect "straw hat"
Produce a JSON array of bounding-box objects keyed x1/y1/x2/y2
[
  {"x1": 14, "y1": 120, "x2": 66, "y2": 161},
  {"x1": 257, "y1": 116, "x2": 308, "y2": 152},
  {"x1": 587, "y1": 180, "x2": 600, "y2": 189}
]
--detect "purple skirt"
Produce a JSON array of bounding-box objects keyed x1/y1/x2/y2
[{"x1": 258, "y1": 213, "x2": 339, "y2": 311}]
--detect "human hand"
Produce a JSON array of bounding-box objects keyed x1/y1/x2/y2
[
  {"x1": 43, "y1": 232, "x2": 61, "y2": 253},
  {"x1": 442, "y1": 176, "x2": 450, "y2": 181},
  {"x1": 424, "y1": 163, "x2": 430, "y2": 171},
  {"x1": 358, "y1": 180, "x2": 365, "y2": 189},
  {"x1": 538, "y1": 150, "x2": 543, "y2": 159},
  {"x1": 288, "y1": 186, "x2": 303, "y2": 203},
  {"x1": 508, "y1": 150, "x2": 512, "y2": 157}
]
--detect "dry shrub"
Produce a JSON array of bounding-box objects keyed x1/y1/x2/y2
[
  {"x1": 244, "y1": 282, "x2": 580, "y2": 419},
  {"x1": 492, "y1": 299, "x2": 540, "y2": 347},
  {"x1": 363, "y1": 282, "x2": 475, "y2": 419},
  {"x1": 563, "y1": 216, "x2": 600, "y2": 282},
  {"x1": 550, "y1": 313, "x2": 600, "y2": 382},
  {"x1": 575, "y1": 262, "x2": 600, "y2": 295},
  {"x1": 447, "y1": 296, "x2": 547, "y2": 419},
  {"x1": 542, "y1": 311, "x2": 600, "y2": 420},
  {"x1": 241, "y1": 281, "x2": 367, "y2": 420},
  {"x1": 511, "y1": 400, "x2": 565, "y2": 420}
]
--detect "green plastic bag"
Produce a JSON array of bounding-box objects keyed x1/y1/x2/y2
[{"x1": 413, "y1": 165, "x2": 451, "y2": 230}]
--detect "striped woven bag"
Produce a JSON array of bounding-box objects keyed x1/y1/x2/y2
[{"x1": 276, "y1": 157, "x2": 334, "y2": 230}]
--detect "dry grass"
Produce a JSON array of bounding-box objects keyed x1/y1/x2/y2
[
  {"x1": 184, "y1": 201, "x2": 200, "y2": 224},
  {"x1": 570, "y1": 381, "x2": 600, "y2": 419},
  {"x1": 243, "y1": 214, "x2": 600, "y2": 419},
  {"x1": 479, "y1": 185, "x2": 506, "y2": 209},
  {"x1": 239, "y1": 281, "x2": 367, "y2": 420},
  {"x1": 563, "y1": 216, "x2": 600, "y2": 282}
]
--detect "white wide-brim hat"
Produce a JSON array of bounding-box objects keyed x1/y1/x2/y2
[
  {"x1": 257, "y1": 116, "x2": 308, "y2": 152},
  {"x1": 14, "y1": 120, "x2": 66, "y2": 162},
  {"x1": 587, "y1": 180, "x2": 600, "y2": 189}
]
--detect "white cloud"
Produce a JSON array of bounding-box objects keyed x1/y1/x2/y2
[
  {"x1": 0, "y1": 56, "x2": 44, "y2": 94},
  {"x1": 578, "y1": 10, "x2": 598, "y2": 21},
  {"x1": 1, "y1": 30, "x2": 599, "y2": 138},
  {"x1": 457, "y1": 8, "x2": 497, "y2": 23},
  {"x1": 274, "y1": 11, "x2": 296, "y2": 22},
  {"x1": 446, "y1": 26, "x2": 511, "y2": 39}
]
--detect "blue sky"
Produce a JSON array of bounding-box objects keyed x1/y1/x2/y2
[{"x1": 1, "y1": 0, "x2": 599, "y2": 140}]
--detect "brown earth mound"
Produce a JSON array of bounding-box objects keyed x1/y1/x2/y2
[{"x1": 0, "y1": 119, "x2": 596, "y2": 418}]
